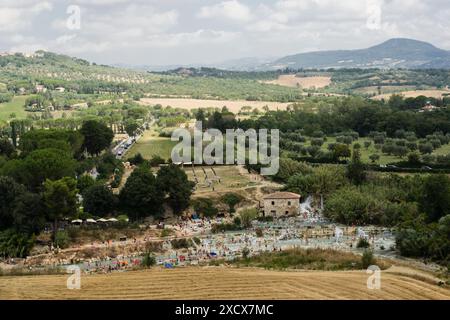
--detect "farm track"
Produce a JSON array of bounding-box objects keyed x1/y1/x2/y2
[{"x1": 1, "y1": 267, "x2": 448, "y2": 300}]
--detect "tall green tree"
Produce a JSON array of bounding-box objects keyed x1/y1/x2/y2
[
  {"x1": 19, "y1": 129, "x2": 83, "y2": 156},
  {"x1": 0, "y1": 176, "x2": 27, "y2": 230},
  {"x1": 0, "y1": 139, "x2": 15, "y2": 158},
  {"x1": 195, "y1": 109, "x2": 206, "y2": 127},
  {"x1": 43, "y1": 177, "x2": 78, "y2": 244},
  {"x1": 419, "y1": 174, "x2": 450, "y2": 222},
  {"x1": 80, "y1": 120, "x2": 114, "y2": 156},
  {"x1": 221, "y1": 193, "x2": 243, "y2": 213},
  {"x1": 77, "y1": 174, "x2": 96, "y2": 193},
  {"x1": 157, "y1": 164, "x2": 194, "y2": 215},
  {"x1": 124, "y1": 119, "x2": 139, "y2": 138},
  {"x1": 119, "y1": 165, "x2": 163, "y2": 220},
  {"x1": 346, "y1": 149, "x2": 366, "y2": 185},
  {"x1": 12, "y1": 193, "x2": 45, "y2": 235},
  {"x1": 1, "y1": 148, "x2": 76, "y2": 190},
  {"x1": 82, "y1": 185, "x2": 116, "y2": 217}
]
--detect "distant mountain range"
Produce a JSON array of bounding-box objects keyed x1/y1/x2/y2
[
  {"x1": 262, "y1": 38, "x2": 450, "y2": 70},
  {"x1": 115, "y1": 38, "x2": 450, "y2": 72}
]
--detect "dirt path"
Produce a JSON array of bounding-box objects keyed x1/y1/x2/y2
[
  {"x1": 1, "y1": 267, "x2": 448, "y2": 300},
  {"x1": 111, "y1": 165, "x2": 135, "y2": 194}
]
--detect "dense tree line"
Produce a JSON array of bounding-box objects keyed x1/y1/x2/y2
[{"x1": 238, "y1": 97, "x2": 450, "y2": 138}]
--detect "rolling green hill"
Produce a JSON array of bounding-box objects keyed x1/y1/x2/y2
[{"x1": 0, "y1": 51, "x2": 302, "y2": 102}]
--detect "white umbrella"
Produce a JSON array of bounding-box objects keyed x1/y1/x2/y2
[
  {"x1": 97, "y1": 218, "x2": 108, "y2": 223},
  {"x1": 86, "y1": 219, "x2": 97, "y2": 223},
  {"x1": 71, "y1": 219, "x2": 82, "y2": 224},
  {"x1": 108, "y1": 218, "x2": 118, "y2": 222}
]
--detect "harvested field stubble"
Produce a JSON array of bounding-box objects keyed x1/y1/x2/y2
[
  {"x1": 263, "y1": 75, "x2": 332, "y2": 89},
  {"x1": 0, "y1": 267, "x2": 449, "y2": 300}
]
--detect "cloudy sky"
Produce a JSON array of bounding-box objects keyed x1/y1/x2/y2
[{"x1": 1, "y1": 0, "x2": 449, "y2": 66}]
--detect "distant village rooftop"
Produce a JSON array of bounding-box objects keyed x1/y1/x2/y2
[{"x1": 262, "y1": 192, "x2": 301, "y2": 200}]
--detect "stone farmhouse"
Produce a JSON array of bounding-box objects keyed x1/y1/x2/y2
[{"x1": 260, "y1": 192, "x2": 301, "y2": 217}]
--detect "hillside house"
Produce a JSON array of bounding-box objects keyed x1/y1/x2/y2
[
  {"x1": 260, "y1": 192, "x2": 301, "y2": 217},
  {"x1": 35, "y1": 84, "x2": 47, "y2": 93},
  {"x1": 419, "y1": 101, "x2": 439, "y2": 112}
]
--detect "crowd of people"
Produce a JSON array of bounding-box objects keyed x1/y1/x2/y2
[
  {"x1": 68, "y1": 217, "x2": 395, "y2": 273},
  {"x1": 4, "y1": 209, "x2": 396, "y2": 274}
]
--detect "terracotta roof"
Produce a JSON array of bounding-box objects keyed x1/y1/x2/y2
[{"x1": 263, "y1": 192, "x2": 301, "y2": 200}]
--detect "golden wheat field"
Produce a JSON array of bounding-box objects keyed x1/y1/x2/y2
[
  {"x1": 372, "y1": 89, "x2": 450, "y2": 100},
  {"x1": 138, "y1": 98, "x2": 291, "y2": 113},
  {"x1": 1, "y1": 267, "x2": 448, "y2": 300},
  {"x1": 263, "y1": 75, "x2": 332, "y2": 89}
]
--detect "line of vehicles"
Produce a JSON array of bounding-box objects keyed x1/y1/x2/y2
[
  {"x1": 112, "y1": 120, "x2": 153, "y2": 159},
  {"x1": 115, "y1": 137, "x2": 136, "y2": 158}
]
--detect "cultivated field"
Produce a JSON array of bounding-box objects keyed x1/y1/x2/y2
[
  {"x1": 0, "y1": 267, "x2": 448, "y2": 300},
  {"x1": 139, "y1": 98, "x2": 291, "y2": 113},
  {"x1": 263, "y1": 75, "x2": 332, "y2": 89},
  {"x1": 293, "y1": 136, "x2": 450, "y2": 165},
  {"x1": 372, "y1": 89, "x2": 450, "y2": 100},
  {"x1": 353, "y1": 85, "x2": 418, "y2": 96}
]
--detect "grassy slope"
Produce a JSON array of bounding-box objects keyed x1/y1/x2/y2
[
  {"x1": 0, "y1": 96, "x2": 28, "y2": 121},
  {"x1": 432, "y1": 143, "x2": 450, "y2": 156},
  {"x1": 125, "y1": 129, "x2": 177, "y2": 161}
]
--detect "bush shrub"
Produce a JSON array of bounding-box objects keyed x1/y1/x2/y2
[
  {"x1": 357, "y1": 238, "x2": 370, "y2": 249},
  {"x1": 141, "y1": 251, "x2": 156, "y2": 268},
  {"x1": 361, "y1": 250, "x2": 376, "y2": 269},
  {"x1": 55, "y1": 230, "x2": 70, "y2": 249},
  {"x1": 171, "y1": 238, "x2": 193, "y2": 249}
]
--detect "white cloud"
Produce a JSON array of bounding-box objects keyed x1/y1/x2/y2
[
  {"x1": 143, "y1": 29, "x2": 240, "y2": 48},
  {"x1": 79, "y1": 4, "x2": 178, "y2": 36},
  {"x1": 1, "y1": 0, "x2": 449, "y2": 65},
  {"x1": 198, "y1": 0, "x2": 252, "y2": 22},
  {"x1": 0, "y1": 2, "x2": 53, "y2": 32},
  {"x1": 0, "y1": 8, "x2": 23, "y2": 32},
  {"x1": 56, "y1": 34, "x2": 77, "y2": 44},
  {"x1": 9, "y1": 43, "x2": 48, "y2": 53},
  {"x1": 73, "y1": 0, "x2": 132, "y2": 5}
]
